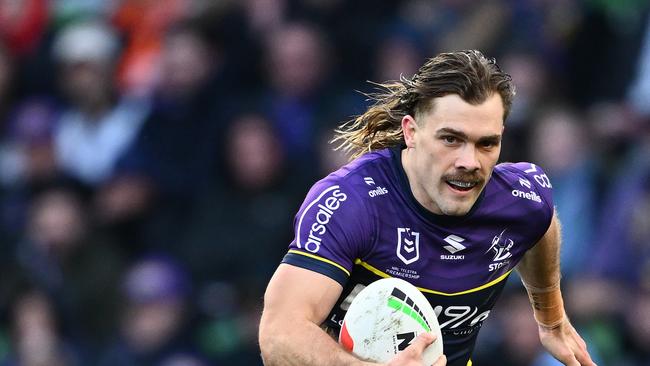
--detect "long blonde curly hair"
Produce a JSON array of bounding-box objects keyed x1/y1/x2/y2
[{"x1": 333, "y1": 50, "x2": 516, "y2": 159}]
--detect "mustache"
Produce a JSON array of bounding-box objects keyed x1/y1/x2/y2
[{"x1": 442, "y1": 172, "x2": 484, "y2": 184}]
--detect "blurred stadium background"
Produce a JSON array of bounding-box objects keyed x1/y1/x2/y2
[{"x1": 0, "y1": 0, "x2": 648, "y2": 365}]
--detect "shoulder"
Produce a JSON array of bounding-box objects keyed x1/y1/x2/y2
[
  {"x1": 292, "y1": 150, "x2": 396, "y2": 248},
  {"x1": 475, "y1": 162, "x2": 556, "y2": 244},
  {"x1": 327, "y1": 149, "x2": 394, "y2": 182},
  {"x1": 492, "y1": 162, "x2": 553, "y2": 197},
  {"x1": 305, "y1": 149, "x2": 393, "y2": 201},
  {"x1": 489, "y1": 161, "x2": 555, "y2": 220},
  {"x1": 286, "y1": 152, "x2": 393, "y2": 283}
]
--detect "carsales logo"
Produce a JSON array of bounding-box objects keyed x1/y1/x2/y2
[{"x1": 297, "y1": 185, "x2": 348, "y2": 253}]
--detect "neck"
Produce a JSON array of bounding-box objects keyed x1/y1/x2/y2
[{"x1": 80, "y1": 98, "x2": 112, "y2": 121}]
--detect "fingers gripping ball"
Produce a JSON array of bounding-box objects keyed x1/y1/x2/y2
[{"x1": 339, "y1": 278, "x2": 443, "y2": 363}]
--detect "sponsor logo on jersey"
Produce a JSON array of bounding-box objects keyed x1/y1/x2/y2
[
  {"x1": 441, "y1": 234, "x2": 466, "y2": 260},
  {"x1": 443, "y1": 235, "x2": 466, "y2": 253},
  {"x1": 511, "y1": 189, "x2": 542, "y2": 203},
  {"x1": 368, "y1": 186, "x2": 389, "y2": 197},
  {"x1": 385, "y1": 266, "x2": 420, "y2": 279},
  {"x1": 297, "y1": 185, "x2": 348, "y2": 253},
  {"x1": 486, "y1": 229, "x2": 513, "y2": 272},
  {"x1": 397, "y1": 228, "x2": 420, "y2": 265},
  {"x1": 364, "y1": 176, "x2": 375, "y2": 185},
  {"x1": 434, "y1": 305, "x2": 491, "y2": 331}
]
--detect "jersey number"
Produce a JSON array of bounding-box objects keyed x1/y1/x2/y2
[{"x1": 525, "y1": 163, "x2": 552, "y2": 188}]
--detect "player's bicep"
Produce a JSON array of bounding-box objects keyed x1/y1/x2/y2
[
  {"x1": 262, "y1": 263, "x2": 344, "y2": 326},
  {"x1": 517, "y1": 211, "x2": 561, "y2": 286}
]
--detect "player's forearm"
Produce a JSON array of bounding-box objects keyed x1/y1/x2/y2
[
  {"x1": 259, "y1": 317, "x2": 373, "y2": 366},
  {"x1": 516, "y1": 212, "x2": 565, "y2": 329}
]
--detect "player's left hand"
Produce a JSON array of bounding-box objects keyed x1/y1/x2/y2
[{"x1": 538, "y1": 318, "x2": 596, "y2": 366}]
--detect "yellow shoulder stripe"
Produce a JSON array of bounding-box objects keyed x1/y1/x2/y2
[
  {"x1": 354, "y1": 259, "x2": 511, "y2": 296},
  {"x1": 287, "y1": 250, "x2": 351, "y2": 276}
]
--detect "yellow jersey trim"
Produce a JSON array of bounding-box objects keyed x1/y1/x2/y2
[
  {"x1": 468, "y1": 360, "x2": 472, "y2": 366},
  {"x1": 288, "y1": 250, "x2": 351, "y2": 277},
  {"x1": 354, "y1": 259, "x2": 512, "y2": 296}
]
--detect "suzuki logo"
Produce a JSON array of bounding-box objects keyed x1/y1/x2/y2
[
  {"x1": 443, "y1": 235, "x2": 466, "y2": 254},
  {"x1": 397, "y1": 228, "x2": 420, "y2": 265}
]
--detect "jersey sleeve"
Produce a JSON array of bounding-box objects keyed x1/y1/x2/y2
[
  {"x1": 282, "y1": 177, "x2": 374, "y2": 286},
  {"x1": 509, "y1": 162, "x2": 555, "y2": 233}
]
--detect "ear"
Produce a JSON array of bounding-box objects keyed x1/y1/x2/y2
[{"x1": 402, "y1": 115, "x2": 417, "y2": 148}]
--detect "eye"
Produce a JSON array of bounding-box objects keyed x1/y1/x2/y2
[
  {"x1": 478, "y1": 140, "x2": 499, "y2": 149},
  {"x1": 441, "y1": 135, "x2": 459, "y2": 144}
]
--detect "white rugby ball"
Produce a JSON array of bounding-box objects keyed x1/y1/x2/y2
[{"x1": 339, "y1": 277, "x2": 443, "y2": 364}]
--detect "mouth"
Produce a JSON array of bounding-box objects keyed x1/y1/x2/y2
[{"x1": 444, "y1": 177, "x2": 482, "y2": 193}]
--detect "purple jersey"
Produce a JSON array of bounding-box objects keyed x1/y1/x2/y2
[{"x1": 282, "y1": 147, "x2": 554, "y2": 366}]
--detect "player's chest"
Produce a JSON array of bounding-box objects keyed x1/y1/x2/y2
[{"x1": 364, "y1": 207, "x2": 535, "y2": 292}]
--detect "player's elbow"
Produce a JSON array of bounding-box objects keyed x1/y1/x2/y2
[
  {"x1": 258, "y1": 324, "x2": 273, "y2": 363},
  {"x1": 258, "y1": 311, "x2": 284, "y2": 364}
]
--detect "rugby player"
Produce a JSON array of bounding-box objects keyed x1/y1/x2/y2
[{"x1": 259, "y1": 50, "x2": 596, "y2": 366}]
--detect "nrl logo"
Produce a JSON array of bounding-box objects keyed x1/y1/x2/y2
[{"x1": 397, "y1": 228, "x2": 420, "y2": 265}]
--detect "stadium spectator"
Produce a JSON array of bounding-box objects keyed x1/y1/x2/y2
[
  {"x1": 51, "y1": 20, "x2": 149, "y2": 187},
  {"x1": 98, "y1": 255, "x2": 200, "y2": 366},
  {"x1": 0, "y1": 42, "x2": 12, "y2": 121},
  {"x1": 623, "y1": 289, "x2": 650, "y2": 364},
  {"x1": 0, "y1": 0, "x2": 48, "y2": 58},
  {"x1": 107, "y1": 18, "x2": 236, "y2": 251},
  {"x1": 111, "y1": 0, "x2": 194, "y2": 97},
  {"x1": 181, "y1": 112, "x2": 300, "y2": 288},
  {"x1": 627, "y1": 13, "x2": 650, "y2": 119},
  {"x1": 588, "y1": 105, "x2": 650, "y2": 289},
  {"x1": 261, "y1": 21, "x2": 350, "y2": 177},
  {"x1": 2, "y1": 285, "x2": 82, "y2": 366},
  {"x1": 474, "y1": 289, "x2": 563, "y2": 366},
  {"x1": 12, "y1": 184, "x2": 126, "y2": 350},
  {"x1": 499, "y1": 50, "x2": 549, "y2": 162},
  {"x1": 373, "y1": 31, "x2": 425, "y2": 83},
  {"x1": 528, "y1": 106, "x2": 598, "y2": 279}
]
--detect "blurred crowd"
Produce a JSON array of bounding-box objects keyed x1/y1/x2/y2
[{"x1": 0, "y1": 0, "x2": 648, "y2": 365}]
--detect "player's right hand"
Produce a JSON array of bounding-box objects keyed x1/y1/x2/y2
[
  {"x1": 385, "y1": 333, "x2": 447, "y2": 366},
  {"x1": 539, "y1": 319, "x2": 596, "y2": 366}
]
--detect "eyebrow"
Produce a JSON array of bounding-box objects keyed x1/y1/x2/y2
[{"x1": 435, "y1": 127, "x2": 502, "y2": 144}]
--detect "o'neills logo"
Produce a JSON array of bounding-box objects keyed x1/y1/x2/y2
[
  {"x1": 511, "y1": 189, "x2": 541, "y2": 203},
  {"x1": 368, "y1": 186, "x2": 388, "y2": 197},
  {"x1": 297, "y1": 185, "x2": 348, "y2": 253}
]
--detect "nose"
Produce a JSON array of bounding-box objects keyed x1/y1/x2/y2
[{"x1": 455, "y1": 145, "x2": 480, "y2": 172}]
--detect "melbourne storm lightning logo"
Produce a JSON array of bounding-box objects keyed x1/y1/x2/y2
[{"x1": 486, "y1": 229, "x2": 514, "y2": 272}]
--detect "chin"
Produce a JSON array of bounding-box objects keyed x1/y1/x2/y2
[
  {"x1": 438, "y1": 200, "x2": 474, "y2": 216},
  {"x1": 441, "y1": 208, "x2": 471, "y2": 216}
]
